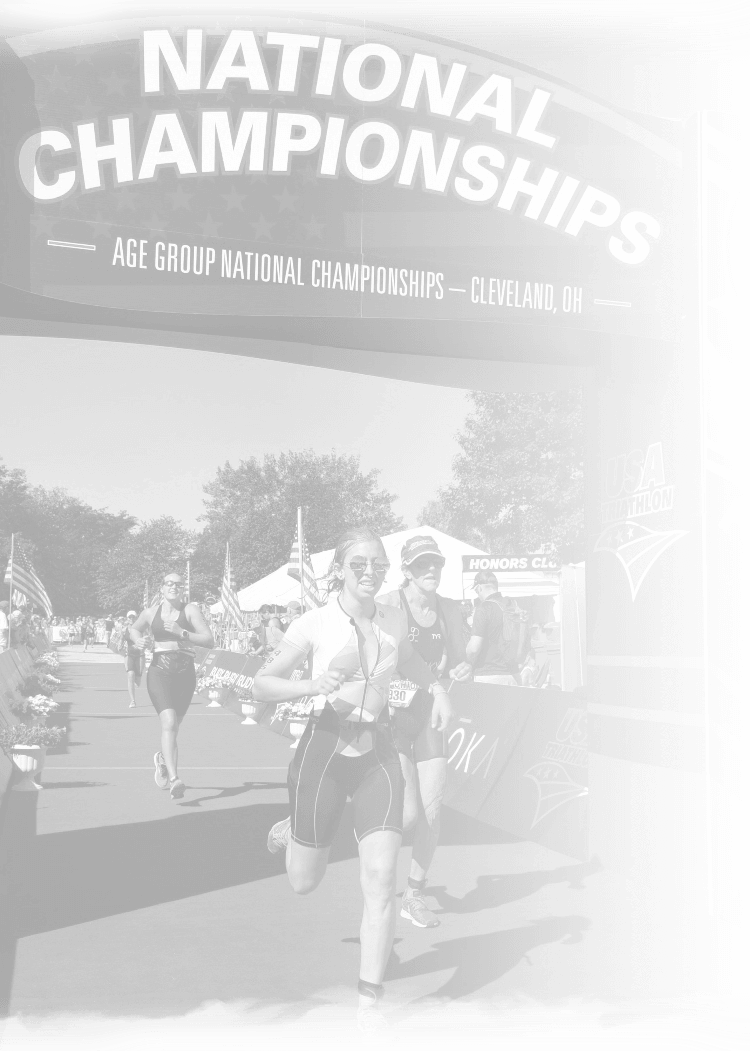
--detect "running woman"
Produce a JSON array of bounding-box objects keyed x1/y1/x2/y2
[
  {"x1": 128, "y1": 572, "x2": 213, "y2": 799},
  {"x1": 253, "y1": 527, "x2": 452, "y2": 1020},
  {"x1": 123, "y1": 610, "x2": 143, "y2": 708},
  {"x1": 380, "y1": 536, "x2": 472, "y2": 928}
]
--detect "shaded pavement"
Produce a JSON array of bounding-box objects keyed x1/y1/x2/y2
[{"x1": 1, "y1": 647, "x2": 608, "y2": 1022}]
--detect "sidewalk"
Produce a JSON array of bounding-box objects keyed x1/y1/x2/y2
[{"x1": 1, "y1": 650, "x2": 628, "y2": 1035}]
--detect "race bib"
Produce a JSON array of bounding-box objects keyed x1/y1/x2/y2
[{"x1": 388, "y1": 679, "x2": 419, "y2": 708}]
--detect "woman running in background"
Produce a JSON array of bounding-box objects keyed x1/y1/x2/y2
[
  {"x1": 123, "y1": 610, "x2": 143, "y2": 708},
  {"x1": 253, "y1": 527, "x2": 452, "y2": 1023},
  {"x1": 128, "y1": 572, "x2": 213, "y2": 799},
  {"x1": 380, "y1": 536, "x2": 472, "y2": 929}
]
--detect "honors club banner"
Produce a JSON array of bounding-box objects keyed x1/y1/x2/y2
[{"x1": 2, "y1": 13, "x2": 682, "y2": 343}]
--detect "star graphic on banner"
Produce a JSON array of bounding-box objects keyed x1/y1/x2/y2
[
  {"x1": 133, "y1": 101, "x2": 156, "y2": 126},
  {"x1": 45, "y1": 67, "x2": 72, "y2": 93},
  {"x1": 626, "y1": 525, "x2": 635, "y2": 539},
  {"x1": 32, "y1": 213, "x2": 58, "y2": 238},
  {"x1": 146, "y1": 212, "x2": 169, "y2": 233},
  {"x1": 102, "y1": 69, "x2": 128, "y2": 95},
  {"x1": 179, "y1": 99, "x2": 202, "y2": 121},
  {"x1": 273, "y1": 187, "x2": 298, "y2": 213},
  {"x1": 199, "y1": 214, "x2": 221, "y2": 237},
  {"x1": 76, "y1": 96, "x2": 99, "y2": 117},
  {"x1": 250, "y1": 213, "x2": 275, "y2": 240},
  {"x1": 222, "y1": 186, "x2": 247, "y2": 211},
  {"x1": 114, "y1": 187, "x2": 138, "y2": 212},
  {"x1": 168, "y1": 184, "x2": 195, "y2": 210},
  {"x1": 302, "y1": 215, "x2": 325, "y2": 239},
  {"x1": 87, "y1": 216, "x2": 114, "y2": 239},
  {"x1": 614, "y1": 530, "x2": 624, "y2": 544}
]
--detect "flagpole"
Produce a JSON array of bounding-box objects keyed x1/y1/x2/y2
[
  {"x1": 225, "y1": 542, "x2": 231, "y2": 648},
  {"x1": 186, "y1": 559, "x2": 191, "y2": 603},
  {"x1": 298, "y1": 506, "x2": 305, "y2": 612},
  {"x1": 8, "y1": 533, "x2": 14, "y2": 618}
]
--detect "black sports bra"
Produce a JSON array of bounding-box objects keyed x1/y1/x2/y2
[{"x1": 151, "y1": 602, "x2": 190, "y2": 642}]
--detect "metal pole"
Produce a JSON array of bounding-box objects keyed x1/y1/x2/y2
[
  {"x1": 185, "y1": 559, "x2": 191, "y2": 603},
  {"x1": 298, "y1": 506, "x2": 305, "y2": 611},
  {"x1": 8, "y1": 533, "x2": 14, "y2": 616}
]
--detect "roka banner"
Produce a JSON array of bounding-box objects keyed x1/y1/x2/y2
[
  {"x1": 444, "y1": 683, "x2": 588, "y2": 860},
  {"x1": 2, "y1": 15, "x2": 681, "y2": 348}
]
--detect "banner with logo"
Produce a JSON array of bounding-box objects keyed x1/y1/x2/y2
[
  {"x1": 444, "y1": 683, "x2": 588, "y2": 860},
  {"x1": 1, "y1": 12, "x2": 681, "y2": 361}
]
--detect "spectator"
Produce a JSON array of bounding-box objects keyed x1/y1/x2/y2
[
  {"x1": 0, "y1": 600, "x2": 9, "y2": 651},
  {"x1": 285, "y1": 600, "x2": 302, "y2": 627},
  {"x1": 123, "y1": 610, "x2": 144, "y2": 708},
  {"x1": 258, "y1": 604, "x2": 284, "y2": 653},
  {"x1": 463, "y1": 570, "x2": 529, "y2": 686},
  {"x1": 104, "y1": 614, "x2": 114, "y2": 646}
]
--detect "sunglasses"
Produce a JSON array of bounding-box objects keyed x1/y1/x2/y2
[
  {"x1": 409, "y1": 557, "x2": 445, "y2": 573},
  {"x1": 163, "y1": 580, "x2": 184, "y2": 588},
  {"x1": 345, "y1": 559, "x2": 391, "y2": 576}
]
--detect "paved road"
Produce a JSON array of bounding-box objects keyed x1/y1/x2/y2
[{"x1": 1, "y1": 647, "x2": 617, "y2": 1039}]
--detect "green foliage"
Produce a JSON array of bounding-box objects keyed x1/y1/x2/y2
[
  {"x1": 193, "y1": 450, "x2": 403, "y2": 590},
  {"x1": 0, "y1": 724, "x2": 66, "y2": 752},
  {"x1": 1, "y1": 460, "x2": 134, "y2": 616},
  {"x1": 419, "y1": 391, "x2": 585, "y2": 563},
  {"x1": 95, "y1": 516, "x2": 197, "y2": 613}
]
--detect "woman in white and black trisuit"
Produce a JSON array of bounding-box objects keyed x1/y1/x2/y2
[
  {"x1": 129, "y1": 571, "x2": 213, "y2": 799},
  {"x1": 380, "y1": 536, "x2": 472, "y2": 929},
  {"x1": 253, "y1": 527, "x2": 452, "y2": 1022}
]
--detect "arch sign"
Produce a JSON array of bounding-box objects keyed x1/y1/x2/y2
[{"x1": 2, "y1": 13, "x2": 681, "y2": 344}]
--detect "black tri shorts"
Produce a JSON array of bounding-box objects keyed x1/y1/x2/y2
[
  {"x1": 391, "y1": 689, "x2": 447, "y2": 763},
  {"x1": 288, "y1": 702, "x2": 405, "y2": 849}
]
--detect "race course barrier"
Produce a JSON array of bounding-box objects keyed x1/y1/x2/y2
[{"x1": 197, "y1": 649, "x2": 589, "y2": 860}]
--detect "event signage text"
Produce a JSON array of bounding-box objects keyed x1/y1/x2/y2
[
  {"x1": 23, "y1": 29, "x2": 659, "y2": 266},
  {"x1": 462, "y1": 554, "x2": 560, "y2": 572},
  {"x1": 2, "y1": 12, "x2": 682, "y2": 341}
]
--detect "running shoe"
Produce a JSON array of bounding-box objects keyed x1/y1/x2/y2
[
  {"x1": 357, "y1": 981, "x2": 388, "y2": 1034},
  {"x1": 400, "y1": 889, "x2": 441, "y2": 928},
  {"x1": 266, "y1": 816, "x2": 291, "y2": 854},
  {"x1": 169, "y1": 777, "x2": 186, "y2": 799},
  {"x1": 153, "y1": 751, "x2": 169, "y2": 790},
  {"x1": 355, "y1": 1004, "x2": 397, "y2": 1046}
]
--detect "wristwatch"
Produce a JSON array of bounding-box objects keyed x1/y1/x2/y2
[{"x1": 180, "y1": 629, "x2": 189, "y2": 640}]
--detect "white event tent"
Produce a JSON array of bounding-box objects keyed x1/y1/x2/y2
[{"x1": 214, "y1": 527, "x2": 488, "y2": 612}]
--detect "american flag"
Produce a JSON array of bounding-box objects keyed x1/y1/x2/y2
[
  {"x1": 220, "y1": 543, "x2": 244, "y2": 629},
  {"x1": 287, "y1": 509, "x2": 323, "y2": 610},
  {"x1": 3, "y1": 543, "x2": 53, "y2": 618}
]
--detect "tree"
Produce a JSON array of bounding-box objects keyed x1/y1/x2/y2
[
  {"x1": 1, "y1": 462, "x2": 134, "y2": 615},
  {"x1": 25, "y1": 487, "x2": 134, "y2": 615},
  {"x1": 419, "y1": 391, "x2": 585, "y2": 562},
  {"x1": 95, "y1": 516, "x2": 197, "y2": 613},
  {"x1": 0, "y1": 460, "x2": 32, "y2": 563},
  {"x1": 193, "y1": 450, "x2": 403, "y2": 590}
]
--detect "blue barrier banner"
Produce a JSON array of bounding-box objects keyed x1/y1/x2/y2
[{"x1": 444, "y1": 684, "x2": 588, "y2": 860}]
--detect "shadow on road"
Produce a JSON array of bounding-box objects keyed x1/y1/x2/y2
[
  {"x1": 430, "y1": 857, "x2": 603, "y2": 914},
  {"x1": 10, "y1": 801, "x2": 292, "y2": 939},
  {"x1": 388, "y1": 915, "x2": 591, "y2": 1001}
]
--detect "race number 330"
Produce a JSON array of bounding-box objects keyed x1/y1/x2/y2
[{"x1": 388, "y1": 680, "x2": 418, "y2": 707}]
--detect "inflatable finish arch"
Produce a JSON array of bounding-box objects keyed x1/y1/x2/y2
[{"x1": 0, "y1": 11, "x2": 708, "y2": 998}]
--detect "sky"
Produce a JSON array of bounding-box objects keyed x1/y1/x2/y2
[{"x1": 0, "y1": 335, "x2": 472, "y2": 530}]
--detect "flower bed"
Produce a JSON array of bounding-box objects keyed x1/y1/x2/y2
[
  {"x1": 9, "y1": 694, "x2": 60, "y2": 721},
  {"x1": 0, "y1": 724, "x2": 66, "y2": 752}
]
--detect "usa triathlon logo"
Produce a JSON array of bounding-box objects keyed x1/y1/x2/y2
[
  {"x1": 594, "y1": 520, "x2": 687, "y2": 601},
  {"x1": 524, "y1": 761, "x2": 588, "y2": 828}
]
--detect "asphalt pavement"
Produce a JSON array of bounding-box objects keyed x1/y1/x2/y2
[{"x1": 0, "y1": 646, "x2": 636, "y2": 1044}]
